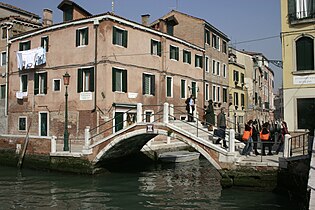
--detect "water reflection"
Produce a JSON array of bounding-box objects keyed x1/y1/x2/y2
[{"x1": 0, "y1": 157, "x2": 300, "y2": 209}]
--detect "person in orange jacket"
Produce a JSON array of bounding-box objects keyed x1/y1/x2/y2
[
  {"x1": 260, "y1": 122, "x2": 273, "y2": 156},
  {"x1": 241, "y1": 120, "x2": 253, "y2": 156}
]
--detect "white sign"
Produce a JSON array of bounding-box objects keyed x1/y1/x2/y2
[
  {"x1": 146, "y1": 124, "x2": 154, "y2": 133},
  {"x1": 128, "y1": 92, "x2": 138, "y2": 98},
  {"x1": 293, "y1": 75, "x2": 315, "y2": 85},
  {"x1": 80, "y1": 92, "x2": 92, "y2": 101}
]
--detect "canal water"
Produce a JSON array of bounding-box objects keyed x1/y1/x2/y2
[{"x1": 0, "y1": 156, "x2": 302, "y2": 210}]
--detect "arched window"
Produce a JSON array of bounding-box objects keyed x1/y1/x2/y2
[{"x1": 296, "y1": 37, "x2": 314, "y2": 71}]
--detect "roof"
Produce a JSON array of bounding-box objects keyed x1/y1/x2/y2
[
  {"x1": 150, "y1": 10, "x2": 229, "y2": 41},
  {"x1": 10, "y1": 12, "x2": 204, "y2": 52},
  {"x1": 58, "y1": 0, "x2": 92, "y2": 17},
  {"x1": 0, "y1": 2, "x2": 40, "y2": 19},
  {"x1": 0, "y1": 16, "x2": 42, "y2": 27}
]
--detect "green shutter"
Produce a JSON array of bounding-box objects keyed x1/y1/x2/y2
[
  {"x1": 181, "y1": 80, "x2": 185, "y2": 98},
  {"x1": 85, "y1": 28, "x2": 89, "y2": 45},
  {"x1": 200, "y1": 56, "x2": 203, "y2": 68},
  {"x1": 151, "y1": 40, "x2": 154, "y2": 55},
  {"x1": 122, "y1": 70, "x2": 127, "y2": 92},
  {"x1": 76, "y1": 29, "x2": 80, "y2": 47},
  {"x1": 151, "y1": 75, "x2": 155, "y2": 96},
  {"x1": 142, "y1": 73, "x2": 145, "y2": 95},
  {"x1": 158, "y1": 42, "x2": 161, "y2": 56},
  {"x1": 288, "y1": 0, "x2": 296, "y2": 19},
  {"x1": 112, "y1": 27, "x2": 117, "y2": 45},
  {"x1": 34, "y1": 72, "x2": 39, "y2": 95},
  {"x1": 176, "y1": 47, "x2": 179, "y2": 60},
  {"x1": 169, "y1": 46, "x2": 172, "y2": 59},
  {"x1": 112, "y1": 68, "x2": 116, "y2": 92},
  {"x1": 188, "y1": 52, "x2": 191, "y2": 64},
  {"x1": 167, "y1": 77, "x2": 171, "y2": 97},
  {"x1": 123, "y1": 30, "x2": 128, "y2": 48},
  {"x1": 77, "y1": 69, "x2": 83, "y2": 92},
  {"x1": 26, "y1": 41, "x2": 30, "y2": 50},
  {"x1": 46, "y1": 37, "x2": 49, "y2": 52},
  {"x1": 43, "y1": 72, "x2": 47, "y2": 94},
  {"x1": 195, "y1": 55, "x2": 197, "y2": 67},
  {"x1": 90, "y1": 67, "x2": 94, "y2": 92}
]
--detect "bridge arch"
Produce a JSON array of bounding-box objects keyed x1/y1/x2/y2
[{"x1": 91, "y1": 126, "x2": 222, "y2": 170}]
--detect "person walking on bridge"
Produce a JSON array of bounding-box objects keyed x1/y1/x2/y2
[
  {"x1": 216, "y1": 107, "x2": 228, "y2": 149},
  {"x1": 241, "y1": 120, "x2": 253, "y2": 156}
]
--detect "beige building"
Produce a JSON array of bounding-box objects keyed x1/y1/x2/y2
[
  {"x1": 7, "y1": 1, "x2": 204, "y2": 139},
  {"x1": 281, "y1": 0, "x2": 315, "y2": 132},
  {"x1": 0, "y1": 2, "x2": 42, "y2": 134},
  {"x1": 150, "y1": 10, "x2": 230, "y2": 118},
  {"x1": 228, "y1": 48, "x2": 275, "y2": 126}
]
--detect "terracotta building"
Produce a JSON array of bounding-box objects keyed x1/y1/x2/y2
[
  {"x1": 0, "y1": 2, "x2": 43, "y2": 134},
  {"x1": 7, "y1": 1, "x2": 204, "y2": 139},
  {"x1": 150, "y1": 10, "x2": 230, "y2": 120}
]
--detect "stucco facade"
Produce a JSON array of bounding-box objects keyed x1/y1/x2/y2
[
  {"x1": 7, "y1": 12, "x2": 204, "y2": 140},
  {"x1": 280, "y1": 0, "x2": 315, "y2": 132}
]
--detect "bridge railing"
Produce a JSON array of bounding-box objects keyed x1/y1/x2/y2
[{"x1": 284, "y1": 132, "x2": 311, "y2": 158}]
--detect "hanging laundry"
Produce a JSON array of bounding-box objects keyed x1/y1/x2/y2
[{"x1": 17, "y1": 47, "x2": 46, "y2": 70}]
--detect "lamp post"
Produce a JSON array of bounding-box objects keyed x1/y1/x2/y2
[{"x1": 63, "y1": 72, "x2": 70, "y2": 151}]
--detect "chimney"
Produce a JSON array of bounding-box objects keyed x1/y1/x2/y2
[
  {"x1": 43, "y1": 9, "x2": 53, "y2": 27},
  {"x1": 141, "y1": 14, "x2": 150, "y2": 26}
]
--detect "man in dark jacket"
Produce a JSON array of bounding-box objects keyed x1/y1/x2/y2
[{"x1": 216, "y1": 107, "x2": 228, "y2": 148}]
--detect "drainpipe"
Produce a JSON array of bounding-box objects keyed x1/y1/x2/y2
[
  {"x1": 4, "y1": 22, "x2": 13, "y2": 118},
  {"x1": 92, "y1": 19, "x2": 99, "y2": 112}
]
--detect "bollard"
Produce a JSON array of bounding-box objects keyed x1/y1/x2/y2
[
  {"x1": 283, "y1": 134, "x2": 291, "y2": 158},
  {"x1": 163, "y1": 102, "x2": 169, "y2": 123},
  {"x1": 84, "y1": 126, "x2": 91, "y2": 148},
  {"x1": 137, "y1": 103, "x2": 143, "y2": 123},
  {"x1": 228, "y1": 129, "x2": 235, "y2": 153},
  {"x1": 51, "y1": 136, "x2": 57, "y2": 153}
]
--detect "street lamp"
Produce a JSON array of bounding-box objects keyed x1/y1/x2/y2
[{"x1": 63, "y1": 72, "x2": 70, "y2": 151}]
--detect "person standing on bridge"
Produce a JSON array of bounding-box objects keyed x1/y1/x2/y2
[
  {"x1": 241, "y1": 120, "x2": 253, "y2": 156},
  {"x1": 216, "y1": 107, "x2": 228, "y2": 149},
  {"x1": 260, "y1": 122, "x2": 273, "y2": 156},
  {"x1": 205, "y1": 100, "x2": 215, "y2": 130},
  {"x1": 185, "y1": 95, "x2": 195, "y2": 122}
]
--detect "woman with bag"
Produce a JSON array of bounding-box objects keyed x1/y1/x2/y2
[{"x1": 241, "y1": 120, "x2": 253, "y2": 156}]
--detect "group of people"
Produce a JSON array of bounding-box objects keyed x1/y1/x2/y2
[{"x1": 241, "y1": 119, "x2": 289, "y2": 156}]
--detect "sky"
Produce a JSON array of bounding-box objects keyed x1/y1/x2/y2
[{"x1": 4, "y1": 0, "x2": 282, "y2": 91}]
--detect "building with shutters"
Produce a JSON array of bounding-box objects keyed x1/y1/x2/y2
[
  {"x1": 0, "y1": 2, "x2": 43, "y2": 134},
  {"x1": 7, "y1": 1, "x2": 204, "y2": 139},
  {"x1": 280, "y1": 0, "x2": 315, "y2": 132}
]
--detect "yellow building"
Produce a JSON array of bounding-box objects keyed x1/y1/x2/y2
[
  {"x1": 281, "y1": 0, "x2": 315, "y2": 132},
  {"x1": 228, "y1": 48, "x2": 246, "y2": 130}
]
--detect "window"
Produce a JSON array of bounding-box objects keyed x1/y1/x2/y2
[
  {"x1": 41, "y1": 36, "x2": 49, "y2": 52},
  {"x1": 0, "y1": 84, "x2": 5, "y2": 99},
  {"x1": 18, "y1": 117, "x2": 27, "y2": 131},
  {"x1": 64, "y1": 8, "x2": 73, "y2": 21},
  {"x1": 191, "y1": 81, "x2": 197, "y2": 98},
  {"x1": 76, "y1": 27, "x2": 89, "y2": 47},
  {"x1": 195, "y1": 55, "x2": 203, "y2": 68},
  {"x1": 216, "y1": 61, "x2": 220, "y2": 76},
  {"x1": 212, "y1": 33, "x2": 220, "y2": 50},
  {"x1": 233, "y1": 70, "x2": 239, "y2": 82},
  {"x1": 21, "y1": 74, "x2": 28, "y2": 92},
  {"x1": 205, "y1": 83, "x2": 209, "y2": 101},
  {"x1": 205, "y1": 29, "x2": 210, "y2": 45},
  {"x1": 223, "y1": 88, "x2": 227, "y2": 103},
  {"x1": 223, "y1": 64, "x2": 227, "y2": 78},
  {"x1": 217, "y1": 86, "x2": 220, "y2": 102},
  {"x1": 144, "y1": 111, "x2": 154, "y2": 123},
  {"x1": 34, "y1": 72, "x2": 47, "y2": 95},
  {"x1": 295, "y1": 0, "x2": 314, "y2": 19},
  {"x1": 234, "y1": 92, "x2": 239, "y2": 106},
  {"x1": 205, "y1": 56, "x2": 209, "y2": 72},
  {"x1": 170, "y1": 45, "x2": 179, "y2": 61},
  {"x1": 78, "y1": 67, "x2": 94, "y2": 92},
  {"x1": 222, "y1": 40, "x2": 227, "y2": 53},
  {"x1": 151, "y1": 39, "x2": 161, "y2": 56},
  {"x1": 212, "y1": 60, "x2": 216, "y2": 74},
  {"x1": 183, "y1": 50, "x2": 191, "y2": 64},
  {"x1": 143, "y1": 73, "x2": 155, "y2": 95},
  {"x1": 2, "y1": 28, "x2": 7, "y2": 39},
  {"x1": 39, "y1": 112, "x2": 48, "y2": 136},
  {"x1": 166, "y1": 76, "x2": 173, "y2": 97},
  {"x1": 297, "y1": 98, "x2": 315, "y2": 129},
  {"x1": 19, "y1": 41, "x2": 31, "y2": 51},
  {"x1": 241, "y1": 93, "x2": 245, "y2": 107},
  {"x1": 1, "y1": 51, "x2": 6, "y2": 66},
  {"x1": 241, "y1": 73, "x2": 245, "y2": 84},
  {"x1": 167, "y1": 23, "x2": 174, "y2": 36},
  {"x1": 264, "y1": 72, "x2": 268, "y2": 80},
  {"x1": 255, "y1": 92, "x2": 258, "y2": 105},
  {"x1": 53, "y1": 79, "x2": 61, "y2": 91},
  {"x1": 112, "y1": 67, "x2": 127, "y2": 93},
  {"x1": 180, "y1": 79, "x2": 186, "y2": 99},
  {"x1": 113, "y1": 26, "x2": 128, "y2": 48},
  {"x1": 212, "y1": 85, "x2": 216, "y2": 102},
  {"x1": 296, "y1": 37, "x2": 314, "y2": 71}
]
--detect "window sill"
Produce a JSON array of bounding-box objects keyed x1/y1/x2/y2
[
  {"x1": 170, "y1": 59, "x2": 179, "y2": 62},
  {"x1": 143, "y1": 94, "x2": 154, "y2": 97},
  {"x1": 77, "y1": 45, "x2": 87, "y2": 48},
  {"x1": 291, "y1": 70, "x2": 315, "y2": 75},
  {"x1": 290, "y1": 17, "x2": 315, "y2": 26}
]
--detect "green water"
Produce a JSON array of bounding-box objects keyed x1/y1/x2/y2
[{"x1": 0, "y1": 157, "x2": 301, "y2": 209}]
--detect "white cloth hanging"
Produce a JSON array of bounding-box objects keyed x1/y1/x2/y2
[{"x1": 17, "y1": 47, "x2": 46, "y2": 70}]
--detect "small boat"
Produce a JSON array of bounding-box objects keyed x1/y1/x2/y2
[{"x1": 158, "y1": 150, "x2": 200, "y2": 163}]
